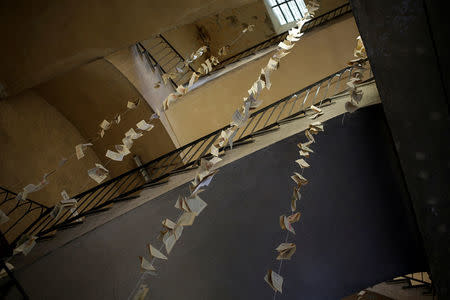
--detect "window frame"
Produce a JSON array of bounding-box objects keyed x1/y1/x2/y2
[{"x1": 264, "y1": 0, "x2": 308, "y2": 34}]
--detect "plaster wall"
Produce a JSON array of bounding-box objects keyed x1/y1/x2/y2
[
  {"x1": 0, "y1": 91, "x2": 101, "y2": 207},
  {"x1": 0, "y1": 0, "x2": 256, "y2": 97}
]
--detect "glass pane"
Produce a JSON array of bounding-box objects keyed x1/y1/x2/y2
[
  {"x1": 295, "y1": 0, "x2": 308, "y2": 15},
  {"x1": 288, "y1": 1, "x2": 302, "y2": 20},
  {"x1": 280, "y1": 3, "x2": 294, "y2": 23},
  {"x1": 272, "y1": 6, "x2": 287, "y2": 25},
  {"x1": 267, "y1": 0, "x2": 277, "y2": 6}
]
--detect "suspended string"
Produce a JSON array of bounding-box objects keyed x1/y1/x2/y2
[{"x1": 129, "y1": 3, "x2": 321, "y2": 299}]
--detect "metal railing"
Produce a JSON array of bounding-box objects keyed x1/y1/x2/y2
[
  {"x1": 137, "y1": 35, "x2": 195, "y2": 89},
  {"x1": 137, "y1": 2, "x2": 352, "y2": 87},
  {"x1": 0, "y1": 57, "x2": 371, "y2": 248}
]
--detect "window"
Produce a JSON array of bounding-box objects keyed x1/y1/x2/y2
[{"x1": 266, "y1": 0, "x2": 308, "y2": 26}]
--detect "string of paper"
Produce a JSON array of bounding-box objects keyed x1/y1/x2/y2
[
  {"x1": 344, "y1": 36, "x2": 367, "y2": 114},
  {"x1": 160, "y1": 24, "x2": 256, "y2": 111},
  {"x1": 265, "y1": 35, "x2": 368, "y2": 297},
  {"x1": 131, "y1": 2, "x2": 320, "y2": 298}
]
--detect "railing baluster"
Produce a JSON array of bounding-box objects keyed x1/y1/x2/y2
[
  {"x1": 262, "y1": 106, "x2": 278, "y2": 128},
  {"x1": 238, "y1": 115, "x2": 256, "y2": 139},
  {"x1": 250, "y1": 110, "x2": 267, "y2": 135},
  {"x1": 274, "y1": 99, "x2": 291, "y2": 122}
]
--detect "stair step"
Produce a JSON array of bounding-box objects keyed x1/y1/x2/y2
[
  {"x1": 402, "y1": 283, "x2": 428, "y2": 289},
  {"x1": 169, "y1": 166, "x2": 198, "y2": 176},
  {"x1": 83, "y1": 203, "x2": 114, "y2": 217},
  {"x1": 37, "y1": 230, "x2": 58, "y2": 242},
  {"x1": 278, "y1": 114, "x2": 306, "y2": 124},
  {"x1": 251, "y1": 125, "x2": 280, "y2": 137},
  {"x1": 142, "y1": 179, "x2": 170, "y2": 189},
  {"x1": 112, "y1": 195, "x2": 140, "y2": 203},
  {"x1": 53, "y1": 217, "x2": 85, "y2": 231},
  {"x1": 385, "y1": 278, "x2": 409, "y2": 284},
  {"x1": 227, "y1": 138, "x2": 255, "y2": 149}
]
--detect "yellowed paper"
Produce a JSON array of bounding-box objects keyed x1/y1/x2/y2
[
  {"x1": 122, "y1": 137, "x2": 133, "y2": 149},
  {"x1": 0, "y1": 262, "x2": 14, "y2": 279},
  {"x1": 298, "y1": 143, "x2": 314, "y2": 153},
  {"x1": 210, "y1": 144, "x2": 219, "y2": 157},
  {"x1": 351, "y1": 89, "x2": 363, "y2": 103},
  {"x1": 88, "y1": 163, "x2": 109, "y2": 184},
  {"x1": 291, "y1": 187, "x2": 301, "y2": 212},
  {"x1": 299, "y1": 150, "x2": 310, "y2": 157},
  {"x1": 305, "y1": 130, "x2": 315, "y2": 143},
  {"x1": 291, "y1": 172, "x2": 308, "y2": 186},
  {"x1": 100, "y1": 119, "x2": 111, "y2": 130},
  {"x1": 163, "y1": 232, "x2": 176, "y2": 254},
  {"x1": 75, "y1": 143, "x2": 93, "y2": 160},
  {"x1": 218, "y1": 45, "x2": 230, "y2": 56},
  {"x1": 280, "y1": 215, "x2": 296, "y2": 234},
  {"x1": 242, "y1": 24, "x2": 255, "y2": 32},
  {"x1": 136, "y1": 120, "x2": 154, "y2": 131},
  {"x1": 275, "y1": 243, "x2": 296, "y2": 260},
  {"x1": 278, "y1": 40, "x2": 294, "y2": 51},
  {"x1": 178, "y1": 211, "x2": 196, "y2": 226},
  {"x1": 163, "y1": 93, "x2": 179, "y2": 110},
  {"x1": 176, "y1": 85, "x2": 188, "y2": 95},
  {"x1": 288, "y1": 212, "x2": 301, "y2": 223},
  {"x1": 345, "y1": 101, "x2": 359, "y2": 113},
  {"x1": 115, "y1": 144, "x2": 131, "y2": 156},
  {"x1": 174, "y1": 224, "x2": 183, "y2": 241},
  {"x1": 264, "y1": 269, "x2": 283, "y2": 293},
  {"x1": 132, "y1": 284, "x2": 150, "y2": 300},
  {"x1": 139, "y1": 256, "x2": 156, "y2": 272},
  {"x1": 148, "y1": 244, "x2": 167, "y2": 260},
  {"x1": 127, "y1": 99, "x2": 140, "y2": 109},
  {"x1": 13, "y1": 236, "x2": 37, "y2": 256},
  {"x1": 125, "y1": 128, "x2": 143, "y2": 140},
  {"x1": 185, "y1": 195, "x2": 207, "y2": 216},
  {"x1": 286, "y1": 34, "x2": 300, "y2": 42},
  {"x1": 162, "y1": 218, "x2": 177, "y2": 230},
  {"x1": 106, "y1": 149, "x2": 124, "y2": 161},
  {"x1": 295, "y1": 159, "x2": 310, "y2": 169},
  {"x1": 188, "y1": 72, "x2": 200, "y2": 88},
  {"x1": 267, "y1": 58, "x2": 280, "y2": 71}
]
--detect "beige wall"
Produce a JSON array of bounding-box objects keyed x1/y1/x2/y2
[
  {"x1": 0, "y1": 91, "x2": 100, "y2": 207},
  {"x1": 0, "y1": 0, "x2": 257, "y2": 98},
  {"x1": 317, "y1": 0, "x2": 349, "y2": 16},
  {"x1": 36, "y1": 59, "x2": 177, "y2": 178},
  {"x1": 164, "y1": 15, "x2": 359, "y2": 145}
]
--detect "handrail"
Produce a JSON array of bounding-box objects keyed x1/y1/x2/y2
[
  {"x1": 0, "y1": 57, "x2": 371, "y2": 248},
  {"x1": 139, "y1": 2, "x2": 352, "y2": 86}
]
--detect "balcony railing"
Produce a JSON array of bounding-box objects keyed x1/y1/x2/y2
[
  {"x1": 137, "y1": 2, "x2": 352, "y2": 87},
  {"x1": 0, "y1": 57, "x2": 371, "y2": 249}
]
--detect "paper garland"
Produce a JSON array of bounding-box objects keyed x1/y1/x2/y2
[
  {"x1": 345, "y1": 36, "x2": 368, "y2": 113},
  {"x1": 134, "y1": 2, "x2": 321, "y2": 297}
]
